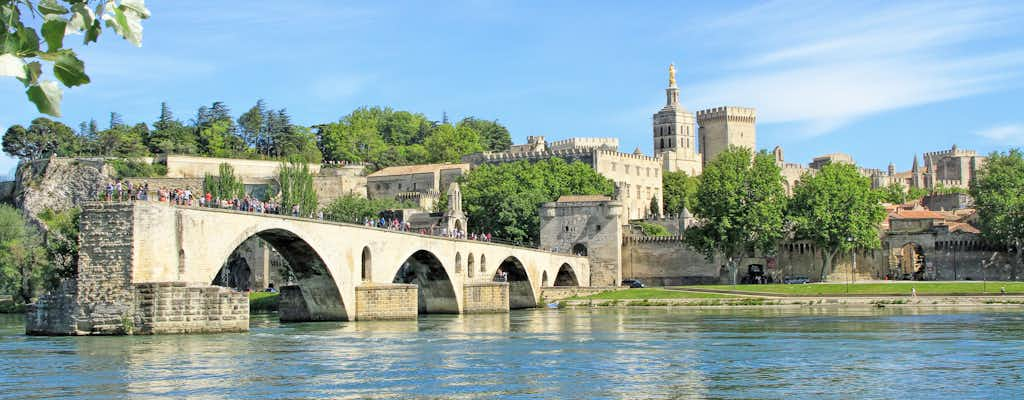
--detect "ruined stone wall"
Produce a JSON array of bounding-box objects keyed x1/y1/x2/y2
[
  {"x1": 462, "y1": 282, "x2": 509, "y2": 313},
  {"x1": 28, "y1": 202, "x2": 252, "y2": 335},
  {"x1": 72, "y1": 202, "x2": 137, "y2": 334},
  {"x1": 354, "y1": 284, "x2": 418, "y2": 320}
]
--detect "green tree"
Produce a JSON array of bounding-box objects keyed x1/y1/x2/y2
[
  {"x1": 1, "y1": 0, "x2": 150, "y2": 116},
  {"x1": 323, "y1": 195, "x2": 413, "y2": 223},
  {"x1": 203, "y1": 163, "x2": 244, "y2": 200},
  {"x1": 789, "y1": 162, "x2": 886, "y2": 281},
  {"x1": 662, "y1": 170, "x2": 698, "y2": 216},
  {"x1": 875, "y1": 182, "x2": 909, "y2": 204},
  {"x1": 907, "y1": 187, "x2": 929, "y2": 200},
  {"x1": 458, "y1": 117, "x2": 512, "y2": 151},
  {"x1": 970, "y1": 149, "x2": 1024, "y2": 280},
  {"x1": 685, "y1": 147, "x2": 787, "y2": 284},
  {"x1": 2, "y1": 117, "x2": 80, "y2": 159},
  {"x1": 458, "y1": 158, "x2": 615, "y2": 244},
  {"x1": 37, "y1": 207, "x2": 80, "y2": 290},
  {"x1": 424, "y1": 123, "x2": 485, "y2": 163},
  {"x1": 277, "y1": 160, "x2": 318, "y2": 217},
  {"x1": 0, "y1": 204, "x2": 48, "y2": 304}
]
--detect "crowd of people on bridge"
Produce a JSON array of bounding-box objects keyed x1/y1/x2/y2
[{"x1": 98, "y1": 181, "x2": 508, "y2": 245}]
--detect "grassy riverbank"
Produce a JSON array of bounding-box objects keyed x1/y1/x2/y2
[
  {"x1": 678, "y1": 282, "x2": 1024, "y2": 296},
  {"x1": 250, "y1": 292, "x2": 279, "y2": 313},
  {"x1": 567, "y1": 288, "x2": 736, "y2": 300}
]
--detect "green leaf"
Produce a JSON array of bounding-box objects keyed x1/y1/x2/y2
[
  {"x1": 37, "y1": 0, "x2": 69, "y2": 16},
  {"x1": 17, "y1": 26, "x2": 40, "y2": 56},
  {"x1": 22, "y1": 61, "x2": 42, "y2": 85},
  {"x1": 26, "y1": 81, "x2": 63, "y2": 117},
  {"x1": 102, "y1": 0, "x2": 146, "y2": 47},
  {"x1": 51, "y1": 51, "x2": 89, "y2": 87},
  {"x1": 41, "y1": 16, "x2": 67, "y2": 52},
  {"x1": 65, "y1": 3, "x2": 96, "y2": 35},
  {"x1": 0, "y1": 53, "x2": 26, "y2": 80}
]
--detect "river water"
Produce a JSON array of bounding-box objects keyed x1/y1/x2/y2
[{"x1": 1, "y1": 308, "x2": 1023, "y2": 399}]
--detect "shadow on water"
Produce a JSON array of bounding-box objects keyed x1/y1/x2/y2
[{"x1": 2, "y1": 308, "x2": 1024, "y2": 399}]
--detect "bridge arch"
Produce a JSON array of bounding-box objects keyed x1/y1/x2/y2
[
  {"x1": 497, "y1": 256, "x2": 536, "y2": 309},
  {"x1": 554, "y1": 263, "x2": 579, "y2": 286},
  {"x1": 393, "y1": 250, "x2": 459, "y2": 314},
  {"x1": 216, "y1": 227, "x2": 347, "y2": 322}
]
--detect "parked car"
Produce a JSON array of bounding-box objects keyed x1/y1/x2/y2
[
  {"x1": 622, "y1": 279, "x2": 645, "y2": 288},
  {"x1": 783, "y1": 276, "x2": 810, "y2": 284}
]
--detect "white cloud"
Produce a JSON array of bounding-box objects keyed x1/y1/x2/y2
[
  {"x1": 686, "y1": 0, "x2": 1024, "y2": 136},
  {"x1": 976, "y1": 123, "x2": 1024, "y2": 145}
]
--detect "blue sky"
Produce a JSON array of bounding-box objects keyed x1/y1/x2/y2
[{"x1": 3, "y1": 0, "x2": 1024, "y2": 177}]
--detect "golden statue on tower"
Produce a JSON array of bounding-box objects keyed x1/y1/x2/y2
[{"x1": 669, "y1": 63, "x2": 676, "y2": 87}]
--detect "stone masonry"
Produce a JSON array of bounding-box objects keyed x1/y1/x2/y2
[
  {"x1": 354, "y1": 284, "x2": 418, "y2": 320},
  {"x1": 462, "y1": 282, "x2": 510, "y2": 313},
  {"x1": 27, "y1": 202, "x2": 248, "y2": 335}
]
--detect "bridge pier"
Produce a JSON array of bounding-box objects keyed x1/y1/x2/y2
[
  {"x1": 462, "y1": 282, "x2": 510, "y2": 313},
  {"x1": 354, "y1": 284, "x2": 418, "y2": 320}
]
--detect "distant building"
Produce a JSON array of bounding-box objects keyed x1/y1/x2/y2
[
  {"x1": 366, "y1": 163, "x2": 469, "y2": 210},
  {"x1": 697, "y1": 106, "x2": 757, "y2": 167}
]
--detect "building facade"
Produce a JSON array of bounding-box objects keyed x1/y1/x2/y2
[{"x1": 697, "y1": 106, "x2": 757, "y2": 167}]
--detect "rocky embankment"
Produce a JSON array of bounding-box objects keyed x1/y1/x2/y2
[{"x1": 8, "y1": 157, "x2": 109, "y2": 223}]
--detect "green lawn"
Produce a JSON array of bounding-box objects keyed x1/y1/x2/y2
[
  {"x1": 570, "y1": 288, "x2": 736, "y2": 300},
  {"x1": 679, "y1": 282, "x2": 1024, "y2": 296},
  {"x1": 249, "y1": 292, "x2": 279, "y2": 313}
]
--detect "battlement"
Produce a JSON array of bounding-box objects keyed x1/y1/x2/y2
[
  {"x1": 933, "y1": 179, "x2": 968, "y2": 189},
  {"x1": 548, "y1": 137, "x2": 619, "y2": 152},
  {"x1": 624, "y1": 235, "x2": 685, "y2": 243},
  {"x1": 470, "y1": 148, "x2": 595, "y2": 163},
  {"x1": 594, "y1": 149, "x2": 661, "y2": 163},
  {"x1": 923, "y1": 145, "x2": 977, "y2": 159},
  {"x1": 696, "y1": 106, "x2": 757, "y2": 123}
]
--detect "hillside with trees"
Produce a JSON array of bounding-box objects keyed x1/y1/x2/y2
[{"x1": 3, "y1": 103, "x2": 512, "y2": 170}]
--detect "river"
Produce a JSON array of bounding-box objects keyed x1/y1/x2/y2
[{"x1": 1, "y1": 308, "x2": 1023, "y2": 399}]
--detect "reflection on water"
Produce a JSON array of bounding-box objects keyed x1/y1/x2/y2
[{"x1": 1, "y1": 308, "x2": 1024, "y2": 399}]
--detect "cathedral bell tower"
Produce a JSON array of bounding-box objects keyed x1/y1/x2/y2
[{"x1": 654, "y1": 64, "x2": 701, "y2": 175}]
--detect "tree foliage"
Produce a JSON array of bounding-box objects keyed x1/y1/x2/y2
[
  {"x1": 0, "y1": 204, "x2": 47, "y2": 304},
  {"x1": 323, "y1": 194, "x2": 413, "y2": 223},
  {"x1": 458, "y1": 158, "x2": 615, "y2": 244},
  {"x1": 662, "y1": 170, "x2": 698, "y2": 216},
  {"x1": 684, "y1": 147, "x2": 787, "y2": 284},
  {"x1": 277, "y1": 160, "x2": 317, "y2": 216},
  {"x1": 37, "y1": 207, "x2": 79, "y2": 290},
  {"x1": 970, "y1": 149, "x2": 1024, "y2": 280},
  {"x1": 203, "y1": 163, "x2": 244, "y2": 200},
  {"x1": 1, "y1": 0, "x2": 150, "y2": 116},
  {"x1": 316, "y1": 106, "x2": 510, "y2": 169},
  {"x1": 789, "y1": 162, "x2": 886, "y2": 281},
  {"x1": 2, "y1": 117, "x2": 79, "y2": 159}
]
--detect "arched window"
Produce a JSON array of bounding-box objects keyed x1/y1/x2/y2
[
  {"x1": 480, "y1": 254, "x2": 487, "y2": 273},
  {"x1": 468, "y1": 254, "x2": 475, "y2": 278},
  {"x1": 361, "y1": 246, "x2": 372, "y2": 282},
  {"x1": 455, "y1": 252, "x2": 462, "y2": 274}
]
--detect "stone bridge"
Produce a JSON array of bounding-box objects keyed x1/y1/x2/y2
[{"x1": 28, "y1": 202, "x2": 588, "y2": 335}]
